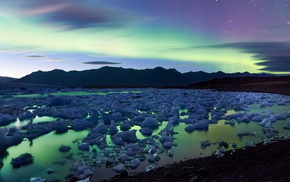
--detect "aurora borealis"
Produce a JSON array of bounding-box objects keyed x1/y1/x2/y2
[{"x1": 0, "y1": 0, "x2": 289, "y2": 78}]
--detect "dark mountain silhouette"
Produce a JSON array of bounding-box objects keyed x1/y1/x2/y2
[
  {"x1": 183, "y1": 71, "x2": 273, "y2": 83},
  {"x1": 15, "y1": 66, "x2": 275, "y2": 87},
  {"x1": 0, "y1": 76, "x2": 16, "y2": 83},
  {"x1": 188, "y1": 76, "x2": 290, "y2": 95},
  {"x1": 16, "y1": 67, "x2": 192, "y2": 87}
]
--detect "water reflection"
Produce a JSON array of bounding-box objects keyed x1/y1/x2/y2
[{"x1": 0, "y1": 89, "x2": 289, "y2": 182}]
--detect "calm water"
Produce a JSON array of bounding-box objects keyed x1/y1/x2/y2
[{"x1": 0, "y1": 89, "x2": 289, "y2": 182}]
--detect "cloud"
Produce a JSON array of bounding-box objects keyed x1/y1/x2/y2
[
  {"x1": 199, "y1": 42, "x2": 290, "y2": 72},
  {"x1": 6, "y1": 0, "x2": 128, "y2": 30},
  {"x1": 82, "y1": 61, "x2": 121, "y2": 65},
  {"x1": 25, "y1": 55, "x2": 45, "y2": 58},
  {"x1": 255, "y1": 56, "x2": 290, "y2": 72}
]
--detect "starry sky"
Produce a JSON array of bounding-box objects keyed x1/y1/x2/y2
[{"x1": 0, "y1": 0, "x2": 290, "y2": 78}]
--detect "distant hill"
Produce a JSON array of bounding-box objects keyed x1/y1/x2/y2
[
  {"x1": 188, "y1": 76, "x2": 290, "y2": 95},
  {"x1": 14, "y1": 67, "x2": 275, "y2": 87},
  {"x1": 0, "y1": 76, "x2": 16, "y2": 83},
  {"x1": 183, "y1": 71, "x2": 273, "y2": 83},
  {"x1": 16, "y1": 67, "x2": 193, "y2": 87}
]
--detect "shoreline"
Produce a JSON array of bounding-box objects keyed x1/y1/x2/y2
[{"x1": 104, "y1": 138, "x2": 290, "y2": 182}]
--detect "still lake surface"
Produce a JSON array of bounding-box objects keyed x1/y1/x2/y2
[{"x1": 0, "y1": 89, "x2": 289, "y2": 182}]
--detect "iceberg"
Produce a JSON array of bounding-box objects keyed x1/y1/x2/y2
[{"x1": 10, "y1": 153, "x2": 34, "y2": 168}]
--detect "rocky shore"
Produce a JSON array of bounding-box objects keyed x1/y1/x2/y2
[{"x1": 104, "y1": 138, "x2": 290, "y2": 182}]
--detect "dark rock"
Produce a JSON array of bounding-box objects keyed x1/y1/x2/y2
[
  {"x1": 120, "y1": 170, "x2": 128, "y2": 178},
  {"x1": 106, "y1": 160, "x2": 114, "y2": 168},
  {"x1": 164, "y1": 171, "x2": 174, "y2": 179},
  {"x1": 190, "y1": 175, "x2": 202, "y2": 182},
  {"x1": 197, "y1": 167, "x2": 208, "y2": 177},
  {"x1": 219, "y1": 141, "x2": 229, "y2": 149}
]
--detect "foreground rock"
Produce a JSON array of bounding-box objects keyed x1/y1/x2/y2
[{"x1": 104, "y1": 139, "x2": 290, "y2": 182}]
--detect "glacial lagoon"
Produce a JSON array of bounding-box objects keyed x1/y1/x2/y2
[{"x1": 0, "y1": 88, "x2": 290, "y2": 182}]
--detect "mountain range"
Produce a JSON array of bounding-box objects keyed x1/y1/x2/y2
[
  {"x1": 10, "y1": 66, "x2": 275, "y2": 87},
  {"x1": 188, "y1": 76, "x2": 290, "y2": 95}
]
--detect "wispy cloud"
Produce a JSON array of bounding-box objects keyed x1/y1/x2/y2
[
  {"x1": 25, "y1": 55, "x2": 45, "y2": 58},
  {"x1": 206, "y1": 42, "x2": 290, "y2": 72},
  {"x1": 171, "y1": 42, "x2": 290, "y2": 72},
  {"x1": 4, "y1": 0, "x2": 130, "y2": 30},
  {"x1": 82, "y1": 61, "x2": 121, "y2": 65}
]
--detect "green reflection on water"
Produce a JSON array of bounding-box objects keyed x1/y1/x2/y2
[
  {"x1": 1, "y1": 100, "x2": 290, "y2": 181},
  {"x1": 0, "y1": 130, "x2": 89, "y2": 182},
  {"x1": 13, "y1": 90, "x2": 143, "y2": 98}
]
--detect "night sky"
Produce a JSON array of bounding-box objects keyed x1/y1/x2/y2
[{"x1": 0, "y1": 0, "x2": 289, "y2": 78}]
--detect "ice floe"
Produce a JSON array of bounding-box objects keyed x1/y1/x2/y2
[{"x1": 0, "y1": 88, "x2": 290, "y2": 181}]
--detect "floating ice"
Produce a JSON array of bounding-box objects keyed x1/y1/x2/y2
[
  {"x1": 10, "y1": 153, "x2": 34, "y2": 168},
  {"x1": 19, "y1": 111, "x2": 36, "y2": 121},
  {"x1": 47, "y1": 96, "x2": 72, "y2": 106},
  {"x1": 146, "y1": 164, "x2": 155, "y2": 172},
  {"x1": 245, "y1": 141, "x2": 256, "y2": 147},
  {"x1": 111, "y1": 101, "x2": 139, "y2": 116},
  {"x1": 237, "y1": 117, "x2": 250, "y2": 123},
  {"x1": 237, "y1": 130, "x2": 256, "y2": 137},
  {"x1": 71, "y1": 119, "x2": 93, "y2": 131},
  {"x1": 78, "y1": 143, "x2": 90, "y2": 151},
  {"x1": 200, "y1": 140, "x2": 211, "y2": 149},
  {"x1": 139, "y1": 127, "x2": 153, "y2": 136},
  {"x1": 129, "y1": 158, "x2": 141, "y2": 169},
  {"x1": 218, "y1": 140, "x2": 229, "y2": 149},
  {"x1": 251, "y1": 115, "x2": 263, "y2": 122},
  {"x1": 46, "y1": 168, "x2": 55, "y2": 174},
  {"x1": 113, "y1": 130, "x2": 138, "y2": 144},
  {"x1": 109, "y1": 120, "x2": 118, "y2": 135},
  {"x1": 51, "y1": 120, "x2": 69, "y2": 134},
  {"x1": 57, "y1": 108, "x2": 88, "y2": 119},
  {"x1": 224, "y1": 113, "x2": 244, "y2": 120},
  {"x1": 70, "y1": 161, "x2": 94, "y2": 180},
  {"x1": 23, "y1": 177, "x2": 45, "y2": 182},
  {"x1": 162, "y1": 141, "x2": 175, "y2": 149},
  {"x1": 2, "y1": 88, "x2": 290, "y2": 181},
  {"x1": 147, "y1": 154, "x2": 160, "y2": 163},
  {"x1": 213, "y1": 149, "x2": 224, "y2": 157},
  {"x1": 113, "y1": 164, "x2": 125, "y2": 173},
  {"x1": 0, "y1": 114, "x2": 17, "y2": 126},
  {"x1": 225, "y1": 119, "x2": 236, "y2": 126},
  {"x1": 120, "y1": 121, "x2": 132, "y2": 131},
  {"x1": 167, "y1": 149, "x2": 174, "y2": 157},
  {"x1": 184, "y1": 125, "x2": 195, "y2": 133},
  {"x1": 192, "y1": 120, "x2": 209, "y2": 130},
  {"x1": 93, "y1": 120, "x2": 108, "y2": 134},
  {"x1": 87, "y1": 108, "x2": 100, "y2": 123},
  {"x1": 159, "y1": 131, "x2": 173, "y2": 144},
  {"x1": 141, "y1": 117, "x2": 159, "y2": 129},
  {"x1": 124, "y1": 143, "x2": 141, "y2": 153},
  {"x1": 0, "y1": 128, "x2": 23, "y2": 149},
  {"x1": 59, "y1": 145, "x2": 71, "y2": 152},
  {"x1": 161, "y1": 120, "x2": 174, "y2": 133},
  {"x1": 26, "y1": 123, "x2": 52, "y2": 140}
]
